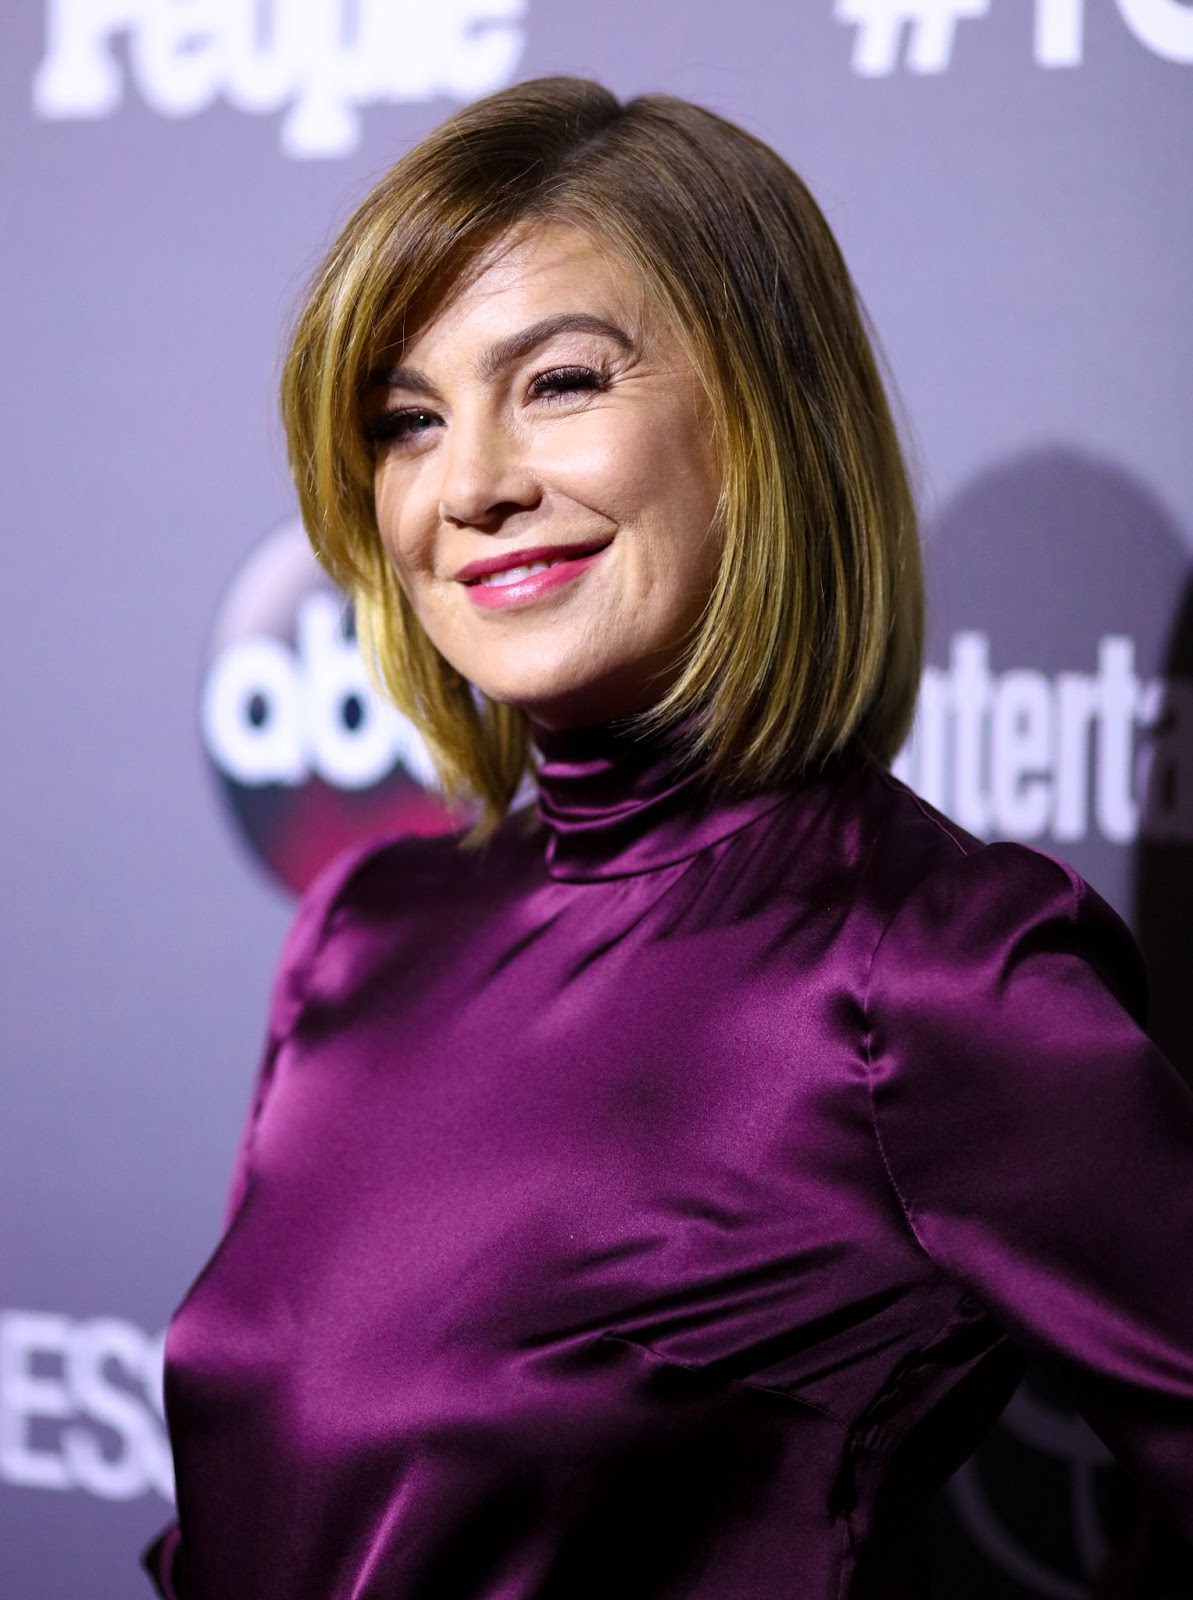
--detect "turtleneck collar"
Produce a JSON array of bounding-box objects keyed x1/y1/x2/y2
[{"x1": 529, "y1": 718, "x2": 794, "y2": 883}]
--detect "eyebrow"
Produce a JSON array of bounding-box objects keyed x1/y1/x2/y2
[{"x1": 375, "y1": 313, "x2": 635, "y2": 395}]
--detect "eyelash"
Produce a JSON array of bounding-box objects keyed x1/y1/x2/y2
[{"x1": 365, "y1": 364, "x2": 612, "y2": 447}]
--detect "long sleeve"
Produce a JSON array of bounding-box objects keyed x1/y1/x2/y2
[
  {"x1": 863, "y1": 838, "x2": 1193, "y2": 1540},
  {"x1": 140, "y1": 839, "x2": 382, "y2": 1598}
]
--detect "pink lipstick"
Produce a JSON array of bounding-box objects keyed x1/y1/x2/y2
[{"x1": 456, "y1": 540, "x2": 611, "y2": 611}]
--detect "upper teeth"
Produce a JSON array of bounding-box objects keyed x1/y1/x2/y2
[{"x1": 478, "y1": 560, "x2": 557, "y2": 587}]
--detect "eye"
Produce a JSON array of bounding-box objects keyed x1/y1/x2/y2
[
  {"x1": 528, "y1": 365, "x2": 612, "y2": 403},
  {"x1": 363, "y1": 407, "x2": 441, "y2": 447}
]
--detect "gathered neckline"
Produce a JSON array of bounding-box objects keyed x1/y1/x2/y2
[{"x1": 528, "y1": 717, "x2": 848, "y2": 883}]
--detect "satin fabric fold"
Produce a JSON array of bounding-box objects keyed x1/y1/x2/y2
[{"x1": 143, "y1": 726, "x2": 1193, "y2": 1598}]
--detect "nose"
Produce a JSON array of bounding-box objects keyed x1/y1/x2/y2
[{"x1": 437, "y1": 408, "x2": 539, "y2": 531}]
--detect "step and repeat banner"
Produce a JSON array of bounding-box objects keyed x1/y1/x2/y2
[{"x1": 3, "y1": 3, "x2": 1191, "y2": 1595}]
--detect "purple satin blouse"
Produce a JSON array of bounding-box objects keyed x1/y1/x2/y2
[{"x1": 144, "y1": 723, "x2": 1193, "y2": 1599}]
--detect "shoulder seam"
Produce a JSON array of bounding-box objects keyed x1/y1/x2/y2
[
  {"x1": 872, "y1": 767, "x2": 975, "y2": 857},
  {"x1": 303, "y1": 843, "x2": 375, "y2": 984},
  {"x1": 858, "y1": 890, "x2": 939, "y2": 1273},
  {"x1": 856, "y1": 836, "x2": 1084, "y2": 1273},
  {"x1": 262, "y1": 838, "x2": 393, "y2": 1049}
]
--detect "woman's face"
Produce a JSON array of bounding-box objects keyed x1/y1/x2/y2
[{"x1": 369, "y1": 222, "x2": 723, "y2": 730}]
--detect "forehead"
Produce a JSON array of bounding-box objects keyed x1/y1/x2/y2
[{"x1": 403, "y1": 221, "x2": 657, "y2": 352}]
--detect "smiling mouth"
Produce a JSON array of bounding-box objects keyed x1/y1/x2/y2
[
  {"x1": 457, "y1": 539, "x2": 613, "y2": 587},
  {"x1": 474, "y1": 558, "x2": 576, "y2": 588}
]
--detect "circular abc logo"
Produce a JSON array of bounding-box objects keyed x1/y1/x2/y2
[{"x1": 200, "y1": 520, "x2": 460, "y2": 893}]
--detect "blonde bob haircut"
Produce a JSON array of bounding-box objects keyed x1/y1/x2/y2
[{"x1": 281, "y1": 75, "x2": 923, "y2": 835}]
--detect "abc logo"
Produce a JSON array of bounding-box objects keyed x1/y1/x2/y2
[{"x1": 200, "y1": 521, "x2": 459, "y2": 893}]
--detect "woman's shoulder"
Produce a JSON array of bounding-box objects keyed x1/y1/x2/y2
[
  {"x1": 294, "y1": 802, "x2": 541, "y2": 929},
  {"x1": 843, "y1": 758, "x2": 1148, "y2": 1026},
  {"x1": 843, "y1": 754, "x2": 1074, "y2": 913},
  {"x1": 262, "y1": 815, "x2": 537, "y2": 1036}
]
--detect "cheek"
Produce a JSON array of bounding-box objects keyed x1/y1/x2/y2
[
  {"x1": 374, "y1": 469, "x2": 434, "y2": 586},
  {"x1": 622, "y1": 439, "x2": 722, "y2": 594},
  {"x1": 554, "y1": 424, "x2": 707, "y2": 568}
]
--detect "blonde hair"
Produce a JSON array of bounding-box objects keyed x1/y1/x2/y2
[{"x1": 281, "y1": 76, "x2": 923, "y2": 834}]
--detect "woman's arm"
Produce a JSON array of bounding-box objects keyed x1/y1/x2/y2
[{"x1": 863, "y1": 839, "x2": 1193, "y2": 1540}]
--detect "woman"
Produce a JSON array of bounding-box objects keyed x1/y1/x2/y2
[{"x1": 144, "y1": 76, "x2": 1193, "y2": 1599}]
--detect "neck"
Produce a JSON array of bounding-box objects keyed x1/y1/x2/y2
[{"x1": 528, "y1": 715, "x2": 791, "y2": 882}]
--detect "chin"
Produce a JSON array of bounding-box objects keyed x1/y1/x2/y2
[
  {"x1": 484, "y1": 684, "x2": 606, "y2": 724},
  {"x1": 467, "y1": 646, "x2": 608, "y2": 710},
  {"x1": 472, "y1": 665, "x2": 626, "y2": 727}
]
